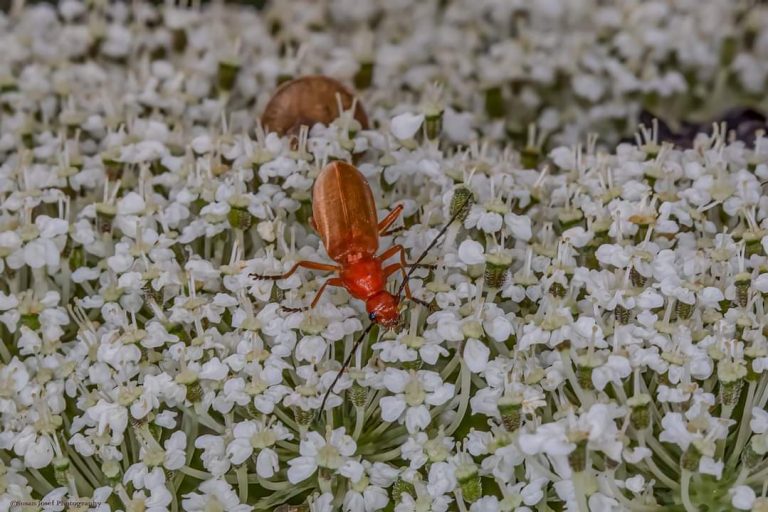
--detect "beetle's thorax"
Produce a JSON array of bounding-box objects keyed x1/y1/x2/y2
[{"x1": 339, "y1": 253, "x2": 385, "y2": 301}]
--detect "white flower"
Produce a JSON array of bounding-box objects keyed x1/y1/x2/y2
[
  {"x1": 458, "y1": 240, "x2": 485, "y2": 265},
  {"x1": 182, "y1": 479, "x2": 251, "y2": 512},
  {"x1": 427, "y1": 461, "x2": 456, "y2": 498},
  {"x1": 391, "y1": 112, "x2": 424, "y2": 140},
  {"x1": 12, "y1": 426, "x2": 54, "y2": 469},
  {"x1": 504, "y1": 213, "x2": 532, "y2": 241},
  {"x1": 730, "y1": 485, "x2": 756, "y2": 510},
  {"x1": 464, "y1": 338, "x2": 490, "y2": 373},
  {"x1": 380, "y1": 369, "x2": 454, "y2": 433},
  {"x1": 225, "y1": 420, "x2": 292, "y2": 478},
  {"x1": 287, "y1": 428, "x2": 359, "y2": 484}
]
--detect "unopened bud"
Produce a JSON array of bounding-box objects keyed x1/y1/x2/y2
[
  {"x1": 143, "y1": 284, "x2": 163, "y2": 304},
  {"x1": 614, "y1": 305, "x2": 630, "y2": 324},
  {"x1": 735, "y1": 273, "x2": 751, "y2": 308},
  {"x1": 497, "y1": 393, "x2": 523, "y2": 432},
  {"x1": 228, "y1": 206, "x2": 253, "y2": 230},
  {"x1": 450, "y1": 187, "x2": 474, "y2": 222},
  {"x1": 402, "y1": 359, "x2": 423, "y2": 371},
  {"x1": 95, "y1": 203, "x2": 116, "y2": 234},
  {"x1": 628, "y1": 394, "x2": 652, "y2": 430},
  {"x1": 218, "y1": 59, "x2": 240, "y2": 92},
  {"x1": 354, "y1": 62, "x2": 374, "y2": 89},
  {"x1": 53, "y1": 457, "x2": 70, "y2": 485},
  {"x1": 742, "y1": 437, "x2": 765, "y2": 468},
  {"x1": 567, "y1": 439, "x2": 588, "y2": 472},
  {"x1": 575, "y1": 354, "x2": 603, "y2": 390},
  {"x1": 676, "y1": 300, "x2": 694, "y2": 320},
  {"x1": 484, "y1": 86, "x2": 504, "y2": 118},
  {"x1": 424, "y1": 111, "x2": 443, "y2": 140},
  {"x1": 348, "y1": 383, "x2": 368, "y2": 407},
  {"x1": 520, "y1": 146, "x2": 540, "y2": 169},
  {"x1": 630, "y1": 267, "x2": 647, "y2": 288},
  {"x1": 186, "y1": 382, "x2": 203, "y2": 403},
  {"x1": 456, "y1": 463, "x2": 482, "y2": 503},
  {"x1": 549, "y1": 282, "x2": 566, "y2": 298},
  {"x1": 485, "y1": 252, "x2": 512, "y2": 289},
  {"x1": 681, "y1": 445, "x2": 701, "y2": 472},
  {"x1": 294, "y1": 407, "x2": 314, "y2": 427},
  {"x1": 718, "y1": 360, "x2": 747, "y2": 406},
  {"x1": 392, "y1": 478, "x2": 416, "y2": 503}
]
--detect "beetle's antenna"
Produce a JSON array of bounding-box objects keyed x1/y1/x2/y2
[
  {"x1": 395, "y1": 195, "x2": 471, "y2": 300},
  {"x1": 317, "y1": 322, "x2": 376, "y2": 417}
]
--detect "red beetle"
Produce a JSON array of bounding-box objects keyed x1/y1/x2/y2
[
  {"x1": 253, "y1": 161, "x2": 468, "y2": 412},
  {"x1": 253, "y1": 161, "x2": 429, "y2": 328}
]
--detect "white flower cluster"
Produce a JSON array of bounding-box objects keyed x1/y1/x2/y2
[{"x1": 1, "y1": 1, "x2": 768, "y2": 512}]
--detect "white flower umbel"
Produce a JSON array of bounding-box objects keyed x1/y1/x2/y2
[{"x1": 1, "y1": 0, "x2": 768, "y2": 510}]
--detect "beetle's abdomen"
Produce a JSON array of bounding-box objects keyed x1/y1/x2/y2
[{"x1": 312, "y1": 162, "x2": 379, "y2": 261}]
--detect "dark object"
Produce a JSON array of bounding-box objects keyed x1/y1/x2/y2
[{"x1": 622, "y1": 108, "x2": 767, "y2": 149}]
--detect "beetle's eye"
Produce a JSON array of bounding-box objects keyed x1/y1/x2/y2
[{"x1": 368, "y1": 312, "x2": 376, "y2": 320}]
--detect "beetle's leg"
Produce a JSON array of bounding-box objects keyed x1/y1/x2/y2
[
  {"x1": 283, "y1": 277, "x2": 344, "y2": 312},
  {"x1": 381, "y1": 226, "x2": 405, "y2": 237},
  {"x1": 377, "y1": 244, "x2": 435, "y2": 269},
  {"x1": 252, "y1": 260, "x2": 339, "y2": 280},
  {"x1": 377, "y1": 203, "x2": 404, "y2": 234},
  {"x1": 311, "y1": 277, "x2": 343, "y2": 307}
]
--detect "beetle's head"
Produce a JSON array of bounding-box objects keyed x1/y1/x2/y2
[{"x1": 366, "y1": 291, "x2": 401, "y2": 329}]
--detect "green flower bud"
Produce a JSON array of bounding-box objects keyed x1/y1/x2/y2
[
  {"x1": 53, "y1": 457, "x2": 70, "y2": 485},
  {"x1": 20, "y1": 313, "x2": 41, "y2": 331},
  {"x1": 186, "y1": 382, "x2": 203, "y2": 403},
  {"x1": 498, "y1": 393, "x2": 523, "y2": 432},
  {"x1": 401, "y1": 359, "x2": 423, "y2": 371},
  {"x1": 392, "y1": 478, "x2": 416, "y2": 503},
  {"x1": 171, "y1": 28, "x2": 187, "y2": 53},
  {"x1": 549, "y1": 282, "x2": 566, "y2": 298},
  {"x1": 227, "y1": 206, "x2": 253, "y2": 230},
  {"x1": 450, "y1": 186, "x2": 474, "y2": 222},
  {"x1": 575, "y1": 353, "x2": 603, "y2": 390},
  {"x1": 348, "y1": 383, "x2": 368, "y2": 408},
  {"x1": 567, "y1": 439, "x2": 588, "y2": 472},
  {"x1": 484, "y1": 86, "x2": 504, "y2": 118},
  {"x1": 742, "y1": 437, "x2": 766, "y2": 468},
  {"x1": 681, "y1": 445, "x2": 701, "y2": 472},
  {"x1": 95, "y1": 202, "x2": 116, "y2": 234},
  {"x1": 734, "y1": 272, "x2": 751, "y2": 308},
  {"x1": 218, "y1": 59, "x2": 240, "y2": 92},
  {"x1": 718, "y1": 359, "x2": 747, "y2": 406},
  {"x1": 354, "y1": 61, "x2": 373, "y2": 89},
  {"x1": 456, "y1": 463, "x2": 482, "y2": 503},
  {"x1": 424, "y1": 111, "x2": 443, "y2": 140},
  {"x1": 484, "y1": 252, "x2": 512, "y2": 289},
  {"x1": 614, "y1": 305, "x2": 630, "y2": 324},
  {"x1": 676, "y1": 300, "x2": 694, "y2": 320},
  {"x1": 628, "y1": 394, "x2": 652, "y2": 430},
  {"x1": 520, "y1": 146, "x2": 540, "y2": 170},
  {"x1": 294, "y1": 407, "x2": 314, "y2": 427}
]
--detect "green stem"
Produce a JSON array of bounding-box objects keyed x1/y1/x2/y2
[
  {"x1": 727, "y1": 381, "x2": 756, "y2": 468},
  {"x1": 181, "y1": 465, "x2": 212, "y2": 479},
  {"x1": 680, "y1": 470, "x2": 697, "y2": 512},
  {"x1": 572, "y1": 471, "x2": 590, "y2": 512},
  {"x1": 638, "y1": 435, "x2": 679, "y2": 490},
  {"x1": 353, "y1": 406, "x2": 365, "y2": 440},
  {"x1": 237, "y1": 465, "x2": 248, "y2": 503},
  {"x1": 445, "y1": 360, "x2": 471, "y2": 436}
]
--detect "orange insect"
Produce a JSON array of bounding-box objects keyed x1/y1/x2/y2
[
  {"x1": 253, "y1": 161, "x2": 426, "y2": 328},
  {"x1": 253, "y1": 161, "x2": 469, "y2": 413}
]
